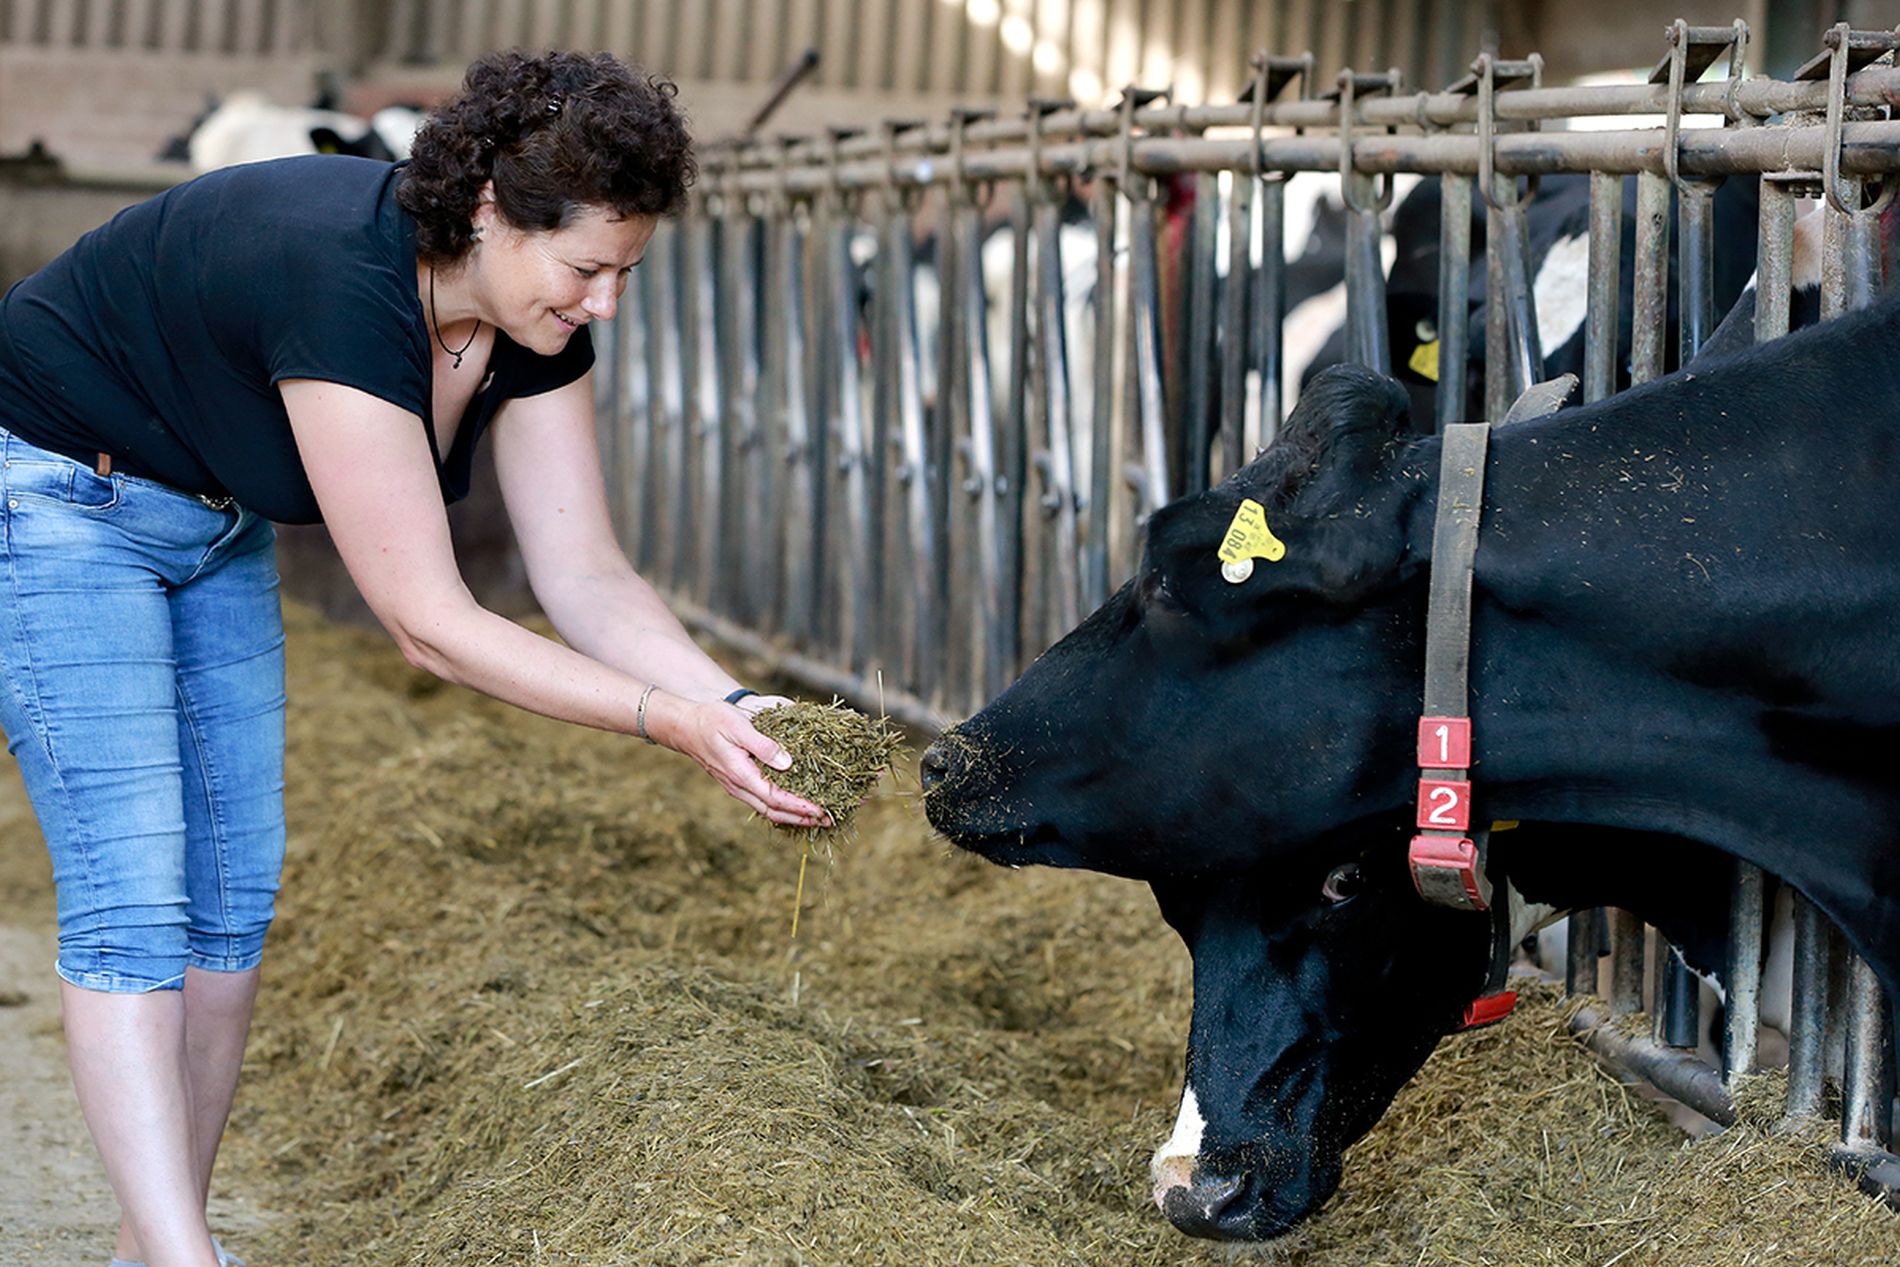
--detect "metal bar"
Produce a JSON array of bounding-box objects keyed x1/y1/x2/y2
[
  {"x1": 1583, "y1": 172, "x2": 1622, "y2": 404},
  {"x1": 716, "y1": 68, "x2": 1900, "y2": 170},
  {"x1": 956, "y1": 200, "x2": 1007, "y2": 707},
  {"x1": 1840, "y1": 954, "x2": 1894, "y2": 1151},
  {"x1": 1677, "y1": 180, "x2": 1717, "y2": 364},
  {"x1": 1754, "y1": 178, "x2": 1797, "y2": 345},
  {"x1": 1344, "y1": 171, "x2": 1391, "y2": 375},
  {"x1": 824, "y1": 200, "x2": 875, "y2": 671},
  {"x1": 1002, "y1": 187, "x2": 1032, "y2": 671},
  {"x1": 1723, "y1": 861, "x2": 1765, "y2": 1082},
  {"x1": 1565, "y1": 910, "x2": 1597, "y2": 998},
  {"x1": 1657, "y1": 940, "x2": 1701, "y2": 1050},
  {"x1": 1182, "y1": 171, "x2": 1220, "y2": 492},
  {"x1": 1629, "y1": 172, "x2": 1672, "y2": 386},
  {"x1": 1571, "y1": 1004, "x2": 1736, "y2": 1127},
  {"x1": 890, "y1": 202, "x2": 942, "y2": 697},
  {"x1": 775, "y1": 198, "x2": 818, "y2": 643},
  {"x1": 1033, "y1": 197, "x2": 1083, "y2": 640},
  {"x1": 1085, "y1": 175, "x2": 1118, "y2": 610},
  {"x1": 1482, "y1": 178, "x2": 1509, "y2": 423},
  {"x1": 1609, "y1": 908, "x2": 1646, "y2": 1017},
  {"x1": 1125, "y1": 194, "x2": 1170, "y2": 562},
  {"x1": 1219, "y1": 170, "x2": 1252, "y2": 478},
  {"x1": 1435, "y1": 173, "x2": 1472, "y2": 429},
  {"x1": 1785, "y1": 892, "x2": 1835, "y2": 1121},
  {"x1": 705, "y1": 118, "x2": 1900, "y2": 196},
  {"x1": 1254, "y1": 177, "x2": 1287, "y2": 449}
]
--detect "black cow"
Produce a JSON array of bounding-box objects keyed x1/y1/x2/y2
[{"x1": 922, "y1": 300, "x2": 1900, "y2": 1240}]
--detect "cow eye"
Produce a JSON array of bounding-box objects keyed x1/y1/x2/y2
[
  {"x1": 1414, "y1": 318, "x2": 1437, "y2": 343},
  {"x1": 1321, "y1": 862, "x2": 1364, "y2": 904}
]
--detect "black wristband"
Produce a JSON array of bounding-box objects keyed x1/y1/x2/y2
[{"x1": 723, "y1": 687, "x2": 760, "y2": 706}]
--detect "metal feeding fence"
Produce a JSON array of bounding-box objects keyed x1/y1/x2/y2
[{"x1": 591, "y1": 19, "x2": 1900, "y2": 1202}]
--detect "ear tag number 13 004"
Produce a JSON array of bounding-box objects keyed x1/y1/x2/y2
[{"x1": 1216, "y1": 498, "x2": 1286, "y2": 584}]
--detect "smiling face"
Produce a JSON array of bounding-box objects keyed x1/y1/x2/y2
[{"x1": 470, "y1": 194, "x2": 657, "y2": 355}]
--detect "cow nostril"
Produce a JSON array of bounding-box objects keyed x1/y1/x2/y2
[
  {"x1": 919, "y1": 741, "x2": 953, "y2": 792},
  {"x1": 1160, "y1": 1173, "x2": 1252, "y2": 1241}
]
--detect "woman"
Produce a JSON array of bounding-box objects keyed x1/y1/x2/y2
[{"x1": 0, "y1": 50, "x2": 826, "y2": 1267}]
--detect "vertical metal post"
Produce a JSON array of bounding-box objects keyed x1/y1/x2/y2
[
  {"x1": 1085, "y1": 172, "x2": 1118, "y2": 611},
  {"x1": 1435, "y1": 173, "x2": 1472, "y2": 429},
  {"x1": 1754, "y1": 178, "x2": 1797, "y2": 346},
  {"x1": 1676, "y1": 181, "x2": 1717, "y2": 365},
  {"x1": 1723, "y1": 860, "x2": 1765, "y2": 1082},
  {"x1": 1565, "y1": 908, "x2": 1598, "y2": 998},
  {"x1": 1182, "y1": 168, "x2": 1220, "y2": 493},
  {"x1": 1254, "y1": 174, "x2": 1288, "y2": 450},
  {"x1": 1219, "y1": 171, "x2": 1254, "y2": 478},
  {"x1": 1609, "y1": 908, "x2": 1647, "y2": 1017},
  {"x1": 1583, "y1": 171, "x2": 1622, "y2": 405},
  {"x1": 1841, "y1": 954, "x2": 1895, "y2": 1151},
  {"x1": 1003, "y1": 183, "x2": 1033, "y2": 673},
  {"x1": 1785, "y1": 892, "x2": 1837, "y2": 1121},
  {"x1": 1629, "y1": 171, "x2": 1672, "y2": 386},
  {"x1": 1026, "y1": 100, "x2": 1082, "y2": 651}
]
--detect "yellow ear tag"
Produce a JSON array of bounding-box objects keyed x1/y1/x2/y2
[
  {"x1": 1216, "y1": 498, "x2": 1286, "y2": 584},
  {"x1": 1408, "y1": 339, "x2": 1441, "y2": 383}
]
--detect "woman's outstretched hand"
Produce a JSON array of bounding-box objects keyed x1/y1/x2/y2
[{"x1": 656, "y1": 695, "x2": 832, "y2": 828}]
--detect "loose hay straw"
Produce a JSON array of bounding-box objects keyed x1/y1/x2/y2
[{"x1": 202, "y1": 602, "x2": 1898, "y2": 1267}]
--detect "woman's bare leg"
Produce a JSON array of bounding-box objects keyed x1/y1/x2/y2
[
  {"x1": 61, "y1": 980, "x2": 221, "y2": 1267},
  {"x1": 108, "y1": 966, "x2": 260, "y2": 1263}
]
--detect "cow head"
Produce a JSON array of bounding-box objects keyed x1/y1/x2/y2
[
  {"x1": 924, "y1": 364, "x2": 1433, "y2": 878},
  {"x1": 924, "y1": 364, "x2": 1489, "y2": 1239},
  {"x1": 1145, "y1": 828, "x2": 1491, "y2": 1238}
]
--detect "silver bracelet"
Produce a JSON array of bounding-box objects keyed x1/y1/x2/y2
[{"x1": 635, "y1": 683, "x2": 659, "y2": 744}]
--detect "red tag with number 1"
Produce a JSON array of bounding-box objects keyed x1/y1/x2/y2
[{"x1": 1417, "y1": 716, "x2": 1470, "y2": 769}]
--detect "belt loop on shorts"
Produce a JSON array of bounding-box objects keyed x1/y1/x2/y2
[{"x1": 95, "y1": 452, "x2": 112, "y2": 477}]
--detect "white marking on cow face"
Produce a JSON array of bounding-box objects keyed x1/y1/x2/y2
[
  {"x1": 1533, "y1": 232, "x2": 1592, "y2": 355},
  {"x1": 1281, "y1": 280, "x2": 1349, "y2": 416},
  {"x1": 1150, "y1": 1084, "x2": 1206, "y2": 1209}
]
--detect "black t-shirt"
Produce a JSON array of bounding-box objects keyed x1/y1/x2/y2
[{"x1": 0, "y1": 154, "x2": 593, "y2": 524}]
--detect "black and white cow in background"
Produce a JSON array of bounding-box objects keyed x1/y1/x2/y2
[
  {"x1": 921, "y1": 294, "x2": 1900, "y2": 1240},
  {"x1": 160, "y1": 91, "x2": 424, "y2": 172},
  {"x1": 1298, "y1": 172, "x2": 1764, "y2": 426}
]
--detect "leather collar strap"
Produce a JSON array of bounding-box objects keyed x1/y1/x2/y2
[
  {"x1": 1410, "y1": 422, "x2": 1493, "y2": 910},
  {"x1": 1408, "y1": 420, "x2": 1517, "y2": 1029}
]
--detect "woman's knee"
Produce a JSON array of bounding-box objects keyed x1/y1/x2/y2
[{"x1": 56, "y1": 911, "x2": 193, "y2": 994}]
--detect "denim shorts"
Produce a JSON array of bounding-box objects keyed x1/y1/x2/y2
[{"x1": 0, "y1": 426, "x2": 286, "y2": 993}]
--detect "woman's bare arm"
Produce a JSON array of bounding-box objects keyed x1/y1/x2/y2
[{"x1": 278, "y1": 377, "x2": 826, "y2": 826}]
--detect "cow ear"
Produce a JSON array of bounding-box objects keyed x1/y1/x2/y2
[
  {"x1": 1207, "y1": 365, "x2": 1420, "y2": 606},
  {"x1": 1240, "y1": 364, "x2": 1412, "y2": 511}
]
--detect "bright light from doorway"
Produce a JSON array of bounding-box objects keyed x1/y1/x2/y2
[
  {"x1": 1069, "y1": 67, "x2": 1104, "y2": 103},
  {"x1": 1000, "y1": 15, "x2": 1034, "y2": 52},
  {"x1": 1032, "y1": 40, "x2": 1063, "y2": 74},
  {"x1": 968, "y1": 0, "x2": 1001, "y2": 25}
]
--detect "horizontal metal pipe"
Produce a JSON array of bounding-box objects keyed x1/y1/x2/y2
[
  {"x1": 709, "y1": 66, "x2": 1900, "y2": 172},
  {"x1": 670, "y1": 597, "x2": 958, "y2": 734},
  {"x1": 1831, "y1": 1145, "x2": 1900, "y2": 1212},
  {"x1": 704, "y1": 119, "x2": 1900, "y2": 196},
  {"x1": 1570, "y1": 1004, "x2": 1736, "y2": 1127}
]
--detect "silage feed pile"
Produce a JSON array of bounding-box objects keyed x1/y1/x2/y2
[{"x1": 226, "y1": 602, "x2": 1900, "y2": 1266}]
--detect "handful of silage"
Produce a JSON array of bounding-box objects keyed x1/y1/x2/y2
[{"x1": 752, "y1": 698, "x2": 900, "y2": 833}]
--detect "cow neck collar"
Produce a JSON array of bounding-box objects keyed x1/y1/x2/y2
[{"x1": 1411, "y1": 420, "x2": 1518, "y2": 1029}]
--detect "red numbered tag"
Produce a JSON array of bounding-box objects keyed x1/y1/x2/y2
[
  {"x1": 1416, "y1": 716, "x2": 1470, "y2": 769},
  {"x1": 1416, "y1": 777, "x2": 1471, "y2": 831}
]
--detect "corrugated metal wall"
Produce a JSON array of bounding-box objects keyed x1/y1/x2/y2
[{"x1": 377, "y1": 0, "x2": 1493, "y2": 107}]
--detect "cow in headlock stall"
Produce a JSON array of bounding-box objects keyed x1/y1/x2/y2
[
  {"x1": 921, "y1": 294, "x2": 1900, "y2": 1240},
  {"x1": 1297, "y1": 172, "x2": 1763, "y2": 425}
]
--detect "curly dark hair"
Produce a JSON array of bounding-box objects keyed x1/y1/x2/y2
[{"x1": 398, "y1": 49, "x2": 696, "y2": 263}]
